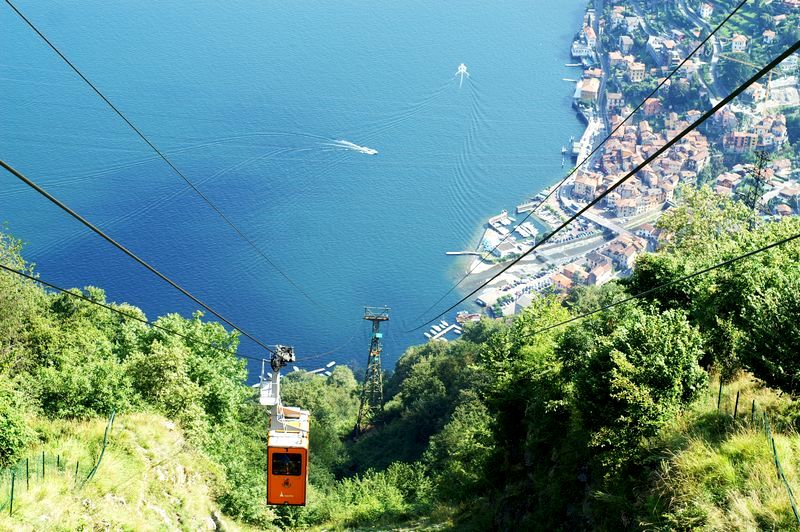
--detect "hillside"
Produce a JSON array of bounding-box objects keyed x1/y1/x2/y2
[
  {"x1": 0, "y1": 413, "x2": 251, "y2": 531},
  {"x1": 1, "y1": 186, "x2": 800, "y2": 530},
  {"x1": 647, "y1": 375, "x2": 800, "y2": 530}
]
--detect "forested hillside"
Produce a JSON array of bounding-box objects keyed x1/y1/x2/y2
[{"x1": 1, "y1": 186, "x2": 800, "y2": 530}]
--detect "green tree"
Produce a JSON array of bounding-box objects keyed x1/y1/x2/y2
[
  {"x1": 126, "y1": 340, "x2": 207, "y2": 433},
  {"x1": 423, "y1": 391, "x2": 494, "y2": 502},
  {"x1": 626, "y1": 186, "x2": 800, "y2": 381},
  {"x1": 0, "y1": 376, "x2": 32, "y2": 466},
  {"x1": 0, "y1": 231, "x2": 51, "y2": 375},
  {"x1": 568, "y1": 306, "x2": 706, "y2": 473},
  {"x1": 786, "y1": 110, "x2": 800, "y2": 145},
  {"x1": 35, "y1": 303, "x2": 134, "y2": 419},
  {"x1": 664, "y1": 79, "x2": 692, "y2": 111},
  {"x1": 701, "y1": 220, "x2": 800, "y2": 392},
  {"x1": 718, "y1": 52, "x2": 752, "y2": 91},
  {"x1": 281, "y1": 367, "x2": 359, "y2": 483}
]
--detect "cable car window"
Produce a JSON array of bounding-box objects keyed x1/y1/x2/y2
[{"x1": 272, "y1": 452, "x2": 302, "y2": 476}]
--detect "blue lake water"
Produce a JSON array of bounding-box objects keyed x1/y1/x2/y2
[{"x1": 1, "y1": 0, "x2": 585, "y2": 377}]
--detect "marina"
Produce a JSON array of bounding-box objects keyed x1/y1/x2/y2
[
  {"x1": 424, "y1": 322, "x2": 463, "y2": 342},
  {"x1": 516, "y1": 201, "x2": 537, "y2": 214}
]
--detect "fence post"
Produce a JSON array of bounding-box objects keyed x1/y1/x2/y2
[
  {"x1": 9, "y1": 469, "x2": 15, "y2": 516},
  {"x1": 25, "y1": 458, "x2": 29, "y2": 490},
  {"x1": 83, "y1": 409, "x2": 115, "y2": 486},
  {"x1": 751, "y1": 399, "x2": 756, "y2": 425},
  {"x1": 75, "y1": 461, "x2": 79, "y2": 481},
  {"x1": 763, "y1": 411, "x2": 800, "y2": 525},
  {"x1": 772, "y1": 438, "x2": 781, "y2": 479},
  {"x1": 733, "y1": 391, "x2": 740, "y2": 419},
  {"x1": 717, "y1": 381, "x2": 723, "y2": 411},
  {"x1": 41, "y1": 451, "x2": 45, "y2": 480},
  {"x1": 57, "y1": 455, "x2": 60, "y2": 470}
]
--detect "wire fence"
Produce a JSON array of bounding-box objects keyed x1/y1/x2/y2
[
  {"x1": 716, "y1": 383, "x2": 800, "y2": 526},
  {"x1": 763, "y1": 409, "x2": 800, "y2": 524},
  {"x1": 0, "y1": 409, "x2": 115, "y2": 516}
]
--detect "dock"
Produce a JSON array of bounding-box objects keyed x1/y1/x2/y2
[
  {"x1": 514, "y1": 223, "x2": 537, "y2": 239},
  {"x1": 426, "y1": 322, "x2": 462, "y2": 341},
  {"x1": 488, "y1": 210, "x2": 513, "y2": 226},
  {"x1": 516, "y1": 201, "x2": 536, "y2": 214}
]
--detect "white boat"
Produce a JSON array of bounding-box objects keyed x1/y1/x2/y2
[
  {"x1": 432, "y1": 325, "x2": 441, "y2": 333},
  {"x1": 440, "y1": 320, "x2": 448, "y2": 328},
  {"x1": 424, "y1": 332, "x2": 432, "y2": 339},
  {"x1": 334, "y1": 139, "x2": 378, "y2": 155}
]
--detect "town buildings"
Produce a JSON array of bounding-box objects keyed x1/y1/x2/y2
[{"x1": 475, "y1": 1, "x2": 800, "y2": 319}]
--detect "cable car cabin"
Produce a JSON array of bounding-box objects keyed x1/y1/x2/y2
[
  {"x1": 260, "y1": 347, "x2": 310, "y2": 506},
  {"x1": 267, "y1": 405, "x2": 310, "y2": 505}
]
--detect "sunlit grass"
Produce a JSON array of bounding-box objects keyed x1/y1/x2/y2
[
  {"x1": 645, "y1": 375, "x2": 800, "y2": 531},
  {"x1": 0, "y1": 412, "x2": 254, "y2": 531}
]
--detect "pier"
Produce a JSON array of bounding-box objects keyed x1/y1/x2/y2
[
  {"x1": 516, "y1": 201, "x2": 536, "y2": 214},
  {"x1": 488, "y1": 210, "x2": 513, "y2": 226},
  {"x1": 446, "y1": 251, "x2": 481, "y2": 256},
  {"x1": 426, "y1": 322, "x2": 462, "y2": 341}
]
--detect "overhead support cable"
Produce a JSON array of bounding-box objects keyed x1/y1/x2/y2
[
  {"x1": 520, "y1": 230, "x2": 800, "y2": 339},
  {"x1": 405, "y1": 38, "x2": 800, "y2": 332},
  {"x1": 405, "y1": 0, "x2": 751, "y2": 327},
  {"x1": 0, "y1": 261, "x2": 352, "y2": 368},
  {"x1": 0, "y1": 159, "x2": 275, "y2": 354},
  {"x1": 4, "y1": 0, "x2": 326, "y2": 311}
]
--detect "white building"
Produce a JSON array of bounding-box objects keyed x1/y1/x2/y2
[
  {"x1": 492, "y1": 241, "x2": 521, "y2": 258},
  {"x1": 731, "y1": 34, "x2": 748, "y2": 53},
  {"x1": 571, "y1": 40, "x2": 594, "y2": 58}
]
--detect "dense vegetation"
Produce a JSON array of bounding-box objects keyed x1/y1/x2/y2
[{"x1": 1, "y1": 186, "x2": 800, "y2": 529}]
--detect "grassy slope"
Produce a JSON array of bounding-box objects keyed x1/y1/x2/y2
[
  {"x1": 0, "y1": 412, "x2": 260, "y2": 531},
  {"x1": 1, "y1": 378, "x2": 798, "y2": 530},
  {"x1": 643, "y1": 375, "x2": 800, "y2": 531}
]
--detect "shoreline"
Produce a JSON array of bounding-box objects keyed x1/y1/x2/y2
[
  {"x1": 454, "y1": 9, "x2": 600, "y2": 286},
  {"x1": 447, "y1": 2, "x2": 641, "y2": 319}
]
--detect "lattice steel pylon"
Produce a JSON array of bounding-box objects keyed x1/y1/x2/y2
[
  {"x1": 355, "y1": 306, "x2": 390, "y2": 434},
  {"x1": 742, "y1": 151, "x2": 771, "y2": 230}
]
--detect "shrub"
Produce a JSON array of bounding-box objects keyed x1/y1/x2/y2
[
  {"x1": 424, "y1": 395, "x2": 494, "y2": 502},
  {"x1": 0, "y1": 377, "x2": 32, "y2": 466}
]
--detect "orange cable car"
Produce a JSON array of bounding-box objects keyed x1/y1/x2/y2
[{"x1": 260, "y1": 347, "x2": 311, "y2": 506}]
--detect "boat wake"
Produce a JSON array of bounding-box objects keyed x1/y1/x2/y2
[{"x1": 329, "y1": 139, "x2": 378, "y2": 155}]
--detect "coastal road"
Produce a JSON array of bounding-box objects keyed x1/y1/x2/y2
[
  {"x1": 593, "y1": 0, "x2": 611, "y2": 134},
  {"x1": 580, "y1": 208, "x2": 635, "y2": 239},
  {"x1": 468, "y1": 232, "x2": 609, "y2": 289}
]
